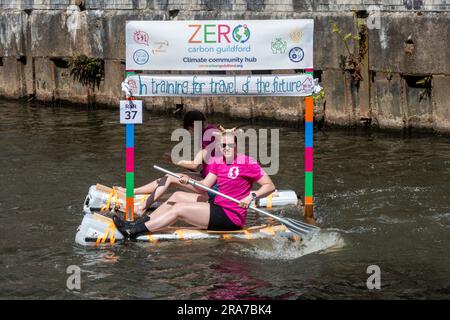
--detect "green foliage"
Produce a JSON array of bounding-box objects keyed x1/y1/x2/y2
[
  {"x1": 330, "y1": 20, "x2": 368, "y2": 85},
  {"x1": 416, "y1": 76, "x2": 431, "y2": 86},
  {"x1": 68, "y1": 55, "x2": 104, "y2": 90},
  {"x1": 357, "y1": 18, "x2": 366, "y2": 28},
  {"x1": 416, "y1": 76, "x2": 432, "y2": 101},
  {"x1": 331, "y1": 22, "x2": 341, "y2": 34},
  {"x1": 343, "y1": 33, "x2": 353, "y2": 42},
  {"x1": 386, "y1": 67, "x2": 393, "y2": 81},
  {"x1": 313, "y1": 90, "x2": 325, "y2": 106}
]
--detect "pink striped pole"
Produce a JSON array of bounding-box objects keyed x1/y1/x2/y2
[{"x1": 304, "y1": 68, "x2": 314, "y2": 223}]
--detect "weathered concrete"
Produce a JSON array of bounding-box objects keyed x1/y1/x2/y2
[
  {"x1": 0, "y1": 1, "x2": 449, "y2": 133},
  {"x1": 371, "y1": 72, "x2": 404, "y2": 130},
  {"x1": 433, "y1": 75, "x2": 450, "y2": 133}
]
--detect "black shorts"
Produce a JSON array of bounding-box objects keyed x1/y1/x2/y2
[{"x1": 208, "y1": 203, "x2": 242, "y2": 231}]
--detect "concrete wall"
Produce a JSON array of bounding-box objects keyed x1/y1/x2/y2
[{"x1": 0, "y1": 0, "x2": 449, "y2": 133}]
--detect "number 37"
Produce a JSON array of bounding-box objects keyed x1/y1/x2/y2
[{"x1": 125, "y1": 110, "x2": 137, "y2": 120}]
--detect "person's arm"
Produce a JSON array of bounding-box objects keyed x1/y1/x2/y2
[
  {"x1": 164, "y1": 149, "x2": 205, "y2": 171},
  {"x1": 239, "y1": 175, "x2": 276, "y2": 208},
  {"x1": 178, "y1": 172, "x2": 217, "y2": 193}
]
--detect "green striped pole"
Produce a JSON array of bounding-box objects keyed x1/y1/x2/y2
[
  {"x1": 304, "y1": 68, "x2": 314, "y2": 222},
  {"x1": 125, "y1": 70, "x2": 135, "y2": 222}
]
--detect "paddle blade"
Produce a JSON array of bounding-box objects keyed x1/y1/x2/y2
[
  {"x1": 282, "y1": 220, "x2": 311, "y2": 237},
  {"x1": 286, "y1": 218, "x2": 320, "y2": 231}
]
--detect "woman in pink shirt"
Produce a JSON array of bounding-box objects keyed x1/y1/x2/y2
[
  {"x1": 113, "y1": 130, "x2": 276, "y2": 238},
  {"x1": 116, "y1": 110, "x2": 218, "y2": 214}
]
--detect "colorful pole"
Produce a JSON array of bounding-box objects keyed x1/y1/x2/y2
[
  {"x1": 304, "y1": 68, "x2": 314, "y2": 223},
  {"x1": 125, "y1": 70, "x2": 135, "y2": 222}
]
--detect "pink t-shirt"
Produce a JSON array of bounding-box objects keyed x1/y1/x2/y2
[
  {"x1": 201, "y1": 124, "x2": 218, "y2": 177},
  {"x1": 208, "y1": 154, "x2": 265, "y2": 227}
]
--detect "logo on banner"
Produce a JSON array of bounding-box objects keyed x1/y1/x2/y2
[
  {"x1": 271, "y1": 38, "x2": 287, "y2": 54},
  {"x1": 228, "y1": 167, "x2": 240, "y2": 179},
  {"x1": 289, "y1": 28, "x2": 303, "y2": 43},
  {"x1": 127, "y1": 79, "x2": 138, "y2": 93},
  {"x1": 134, "y1": 30, "x2": 149, "y2": 46},
  {"x1": 187, "y1": 24, "x2": 251, "y2": 44},
  {"x1": 152, "y1": 40, "x2": 169, "y2": 54},
  {"x1": 133, "y1": 49, "x2": 149, "y2": 65},
  {"x1": 232, "y1": 25, "x2": 251, "y2": 43},
  {"x1": 289, "y1": 47, "x2": 304, "y2": 63},
  {"x1": 301, "y1": 78, "x2": 313, "y2": 91}
]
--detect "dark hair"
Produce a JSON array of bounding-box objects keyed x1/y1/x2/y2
[{"x1": 183, "y1": 110, "x2": 206, "y2": 129}]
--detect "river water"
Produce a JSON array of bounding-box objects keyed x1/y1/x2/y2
[{"x1": 0, "y1": 99, "x2": 449, "y2": 299}]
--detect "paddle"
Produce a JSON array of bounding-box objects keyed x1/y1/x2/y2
[{"x1": 154, "y1": 165, "x2": 320, "y2": 238}]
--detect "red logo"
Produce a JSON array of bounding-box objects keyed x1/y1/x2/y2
[
  {"x1": 133, "y1": 30, "x2": 149, "y2": 46},
  {"x1": 302, "y1": 78, "x2": 313, "y2": 91},
  {"x1": 127, "y1": 79, "x2": 138, "y2": 92}
]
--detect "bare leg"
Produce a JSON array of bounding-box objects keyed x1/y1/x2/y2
[
  {"x1": 145, "y1": 201, "x2": 211, "y2": 232},
  {"x1": 115, "y1": 172, "x2": 202, "y2": 195},
  {"x1": 147, "y1": 191, "x2": 208, "y2": 221},
  {"x1": 112, "y1": 191, "x2": 210, "y2": 237},
  {"x1": 139, "y1": 174, "x2": 206, "y2": 214}
]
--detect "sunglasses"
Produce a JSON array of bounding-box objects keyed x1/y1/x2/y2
[{"x1": 221, "y1": 143, "x2": 236, "y2": 149}]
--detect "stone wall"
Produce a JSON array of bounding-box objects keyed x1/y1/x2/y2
[{"x1": 0, "y1": 0, "x2": 449, "y2": 133}]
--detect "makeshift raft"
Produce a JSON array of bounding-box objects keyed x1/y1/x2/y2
[
  {"x1": 75, "y1": 212, "x2": 299, "y2": 246},
  {"x1": 83, "y1": 184, "x2": 299, "y2": 215},
  {"x1": 76, "y1": 184, "x2": 301, "y2": 246}
]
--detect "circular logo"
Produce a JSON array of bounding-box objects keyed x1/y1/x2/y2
[
  {"x1": 289, "y1": 47, "x2": 304, "y2": 63},
  {"x1": 228, "y1": 166, "x2": 240, "y2": 179},
  {"x1": 232, "y1": 24, "x2": 251, "y2": 43},
  {"x1": 133, "y1": 49, "x2": 149, "y2": 65}
]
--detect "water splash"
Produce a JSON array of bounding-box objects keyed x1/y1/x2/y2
[{"x1": 240, "y1": 230, "x2": 345, "y2": 260}]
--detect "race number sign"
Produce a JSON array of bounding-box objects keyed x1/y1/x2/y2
[
  {"x1": 120, "y1": 100, "x2": 143, "y2": 124},
  {"x1": 126, "y1": 20, "x2": 313, "y2": 70}
]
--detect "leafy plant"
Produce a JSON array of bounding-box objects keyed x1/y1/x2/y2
[
  {"x1": 331, "y1": 22, "x2": 361, "y2": 57},
  {"x1": 416, "y1": 76, "x2": 432, "y2": 101},
  {"x1": 68, "y1": 55, "x2": 104, "y2": 90},
  {"x1": 313, "y1": 90, "x2": 325, "y2": 106},
  {"x1": 386, "y1": 67, "x2": 393, "y2": 81},
  {"x1": 331, "y1": 20, "x2": 367, "y2": 85}
]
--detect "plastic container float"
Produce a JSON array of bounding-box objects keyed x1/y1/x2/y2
[
  {"x1": 83, "y1": 184, "x2": 298, "y2": 214},
  {"x1": 75, "y1": 213, "x2": 300, "y2": 246}
]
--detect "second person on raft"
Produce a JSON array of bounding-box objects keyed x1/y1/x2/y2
[{"x1": 113, "y1": 129, "x2": 276, "y2": 238}]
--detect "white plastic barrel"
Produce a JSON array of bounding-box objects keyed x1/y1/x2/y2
[
  {"x1": 75, "y1": 213, "x2": 124, "y2": 246},
  {"x1": 257, "y1": 190, "x2": 298, "y2": 207}
]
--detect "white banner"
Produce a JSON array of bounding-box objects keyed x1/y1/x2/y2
[
  {"x1": 126, "y1": 20, "x2": 313, "y2": 70},
  {"x1": 124, "y1": 74, "x2": 316, "y2": 97}
]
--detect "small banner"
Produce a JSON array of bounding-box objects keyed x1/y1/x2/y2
[
  {"x1": 126, "y1": 20, "x2": 313, "y2": 70},
  {"x1": 124, "y1": 74, "x2": 315, "y2": 97}
]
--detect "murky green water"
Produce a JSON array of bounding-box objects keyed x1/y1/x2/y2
[{"x1": 0, "y1": 99, "x2": 449, "y2": 299}]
